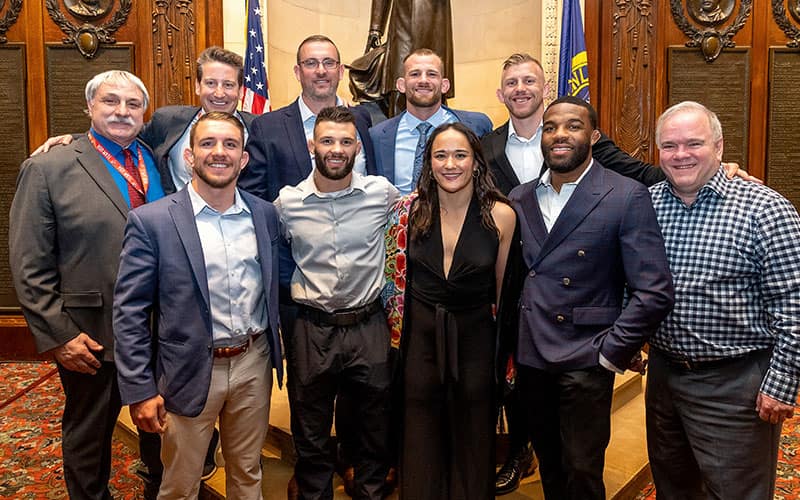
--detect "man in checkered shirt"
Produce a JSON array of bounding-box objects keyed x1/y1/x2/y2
[{"x1": 646, "y1": 100, "x2": 800, "y2": 498}]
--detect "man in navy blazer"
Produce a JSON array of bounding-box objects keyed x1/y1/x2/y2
[
  {"x1": 239, "y1": 35, "x2": 377, "y2": 203},
  {"x1": 509, "y1": 97, "x2": 674, "y2": 500},
  {"x1": 114, "y1": 113, "x2": 282, "y2": 498},
  {"x1": 369, "y1": 48, "x2": 493, "y2": 193}
]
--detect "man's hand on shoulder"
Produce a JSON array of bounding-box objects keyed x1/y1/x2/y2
[
  {"x1": 130, "y1": 395, "x2": 167, "y2": 434},
  {"x1": 722, "y1": 162, "x2": 763, "y2": 184},
  {"x1": 51, "y1": 332, "x2": 103, "y2": 374},
  {"x1": 31, "y1": 135, "x2": 74, "y2": 156},
  {"x1": 756, "y1": 392, "x2": 795, "y2": 424}
]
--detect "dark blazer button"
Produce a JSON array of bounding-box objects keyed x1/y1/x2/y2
[
  {"x1": 562, "y1": 277, "x2": 571, "y2": 286},
  {"x1": 577, "y1": 249, "x2": 586, "y2": 257},
  {"x1": 556, "y1": 314, "x2": 565, "y2": 323}
]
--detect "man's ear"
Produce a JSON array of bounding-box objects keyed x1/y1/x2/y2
[
  {"x1": 307, "y1": 138, "x2": 315, "y2": 155},
  {"x1": 590, "y1": 129, "x2": 601, "y2": 146},
  {"x1": 183, "y1": 148, "x2": 195, "y2": 169},
  {"x1": 239, "y1": 150, "x2": 250, "y2": 170},
  {"x1": 396, "y1": 77, "x2": 406, "y2": 94},
  {"x1": 441, "y1": 78, "x2": 451, "y2": 96}
]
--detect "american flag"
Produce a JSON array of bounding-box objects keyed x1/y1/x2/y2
[{"x1": 241, "y1": 0, "x2": 270, "y2": 114}]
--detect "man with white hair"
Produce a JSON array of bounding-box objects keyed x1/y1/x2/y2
[
  {"x1": 647, "y1": 100, "x2": 800, "y2": 498},
  {"x1": 9, "y1": 70, "x2": 165, "y2": 500}
]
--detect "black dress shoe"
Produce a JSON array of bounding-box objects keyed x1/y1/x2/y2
[
  {"x1": 495, "y1": 445, "x2": 536, "y2": 495},
  {"x1": 201, "y1": 427, "x2": 220, "y2": 480}
]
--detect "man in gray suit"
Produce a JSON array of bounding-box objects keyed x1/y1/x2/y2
[{"x1": 9, "y1": 70, "x2": 165, "y2": 500}]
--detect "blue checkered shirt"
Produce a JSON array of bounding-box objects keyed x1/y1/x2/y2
[{"x1": 649, "y1": 167, "x2": 800, "y2": 405}]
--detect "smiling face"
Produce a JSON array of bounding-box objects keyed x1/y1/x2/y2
[
  {"x1": 294, "y1": 40, "x2": 343, "y2": 104},
  {"x1": 658, "y1": 108, "x2": 723, "y2": 205},
  {"x1": 87, "y1": 80, "x2": 146, "y2": 147},
  {"x1": 540, "y1": 102, "x2": 599, "y2": 176},
  {"x1": 184, "y1": 118, "x2": 249, "y2": 190},
  {"x1": 497, "y1": 61, "x2": 548, "y2": 121},
  {"x1": 429, "y1": 128, "x2": 476, "y2": 195},
  {"x1": 397, "y1": 53, "x2": 450, "y2": 113},
  {"x1": 195, "y1": 61, "x2": 242, "y2": 113},
  {"x1": 311, "y1": 120, "x2": 360, "y2": 182}
]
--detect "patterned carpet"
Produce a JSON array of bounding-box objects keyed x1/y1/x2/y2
[
  {"x1": 0, "y1": 361, "x2": 142, "y2": 499},
  {"x1": 1, "y1": 361, "x2": 798, "y2": 499}
]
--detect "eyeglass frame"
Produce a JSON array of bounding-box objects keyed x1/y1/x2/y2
[{"x1": 298, "y1": 58, "x2": 340, "y2": 70}]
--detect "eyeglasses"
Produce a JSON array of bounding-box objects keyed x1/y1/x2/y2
[{"x1": 299, "y1": 58, "x2": 340, "y2": 70}]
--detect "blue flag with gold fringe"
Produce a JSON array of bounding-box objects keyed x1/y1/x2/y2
[{"x1": 558, "y1": 0, "x2": 590, "y2": 101}]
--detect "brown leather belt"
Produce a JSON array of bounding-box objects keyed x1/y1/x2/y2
[
  {"x1": 299, "y1": 300, "x2": 382, "y2": 328},
  {"x1": 213, "y1": 332, "x2": 263, "y2": 358}
]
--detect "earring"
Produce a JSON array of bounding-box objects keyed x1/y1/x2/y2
[{"x1": 473, "y1": 168, "x2": 479, "y2": 178}]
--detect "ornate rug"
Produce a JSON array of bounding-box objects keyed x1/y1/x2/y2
[{"x1": 0, "y1": 361, "x2": 142, "y2": 499}]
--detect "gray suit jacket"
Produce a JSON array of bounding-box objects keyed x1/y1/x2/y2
[{"x1": 9, "y1": 136, "x2": 134, "y2": 361}]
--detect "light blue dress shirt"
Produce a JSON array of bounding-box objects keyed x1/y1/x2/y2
[
  {"x1": 187, "y1": 183, "x2": 266, "y2": 345},
  {"x1": 394, "y1": 107, "x2": 454, "y2": 194}
]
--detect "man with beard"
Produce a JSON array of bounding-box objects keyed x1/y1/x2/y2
[
  {"x1": 370, "y1": 48, "x2": 492, "y2": 194},
  {"x1": 275, "y1": 106, "x2": 399, "y2": 500},
  {"x1": 9, "y1": 70, "x2": 165, "y2": 500},
  {"x1": 113, "y1": 112, "x2": 283, "y2": 499},
  {"x1": 508, "y1": 96, "x2": 674, "y2": 500}
]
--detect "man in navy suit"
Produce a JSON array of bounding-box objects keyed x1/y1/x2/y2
[
  {"x1": 239, "y1": 34, "x2": 377, "y2": 203},
  {"x1": 509, "y1": 97, "x2": 674, "y2": 500},
  {"x1": 369, "y1": 48, "x2": 492, "y2": 194},
  {"x1": 113, "y1": 112, "x2": 283, "y2": 499}
]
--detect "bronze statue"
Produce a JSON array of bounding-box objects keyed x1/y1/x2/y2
[
  {"x1": 791, "y1": 0, "x2": 800, "y2": 24},
  {"x1": 687, "y1": 0, "x2": 733, "y2": 25},
  {"x1": 65, "y1": 0, "x2": 111, "y2": 19},
  {"x1": 350, "y1": 0, "x2": 454, "y2": 117}
]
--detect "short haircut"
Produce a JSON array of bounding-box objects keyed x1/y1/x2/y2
[
  {"x1": 196, "y1": 46, "x2": 244, "y2": 87},
  {"x1": 296, "y1": 35, "x2": 341, "y2": 64},
  {"x1": 313, "y1": 106, "x2": 356, "y2": 135},
  {"x1": 655, "y1": 100, "x2": 723, "y2": 145},
  {"x1": 85, "y1": 70, "x2": 150, "y2": 110},
  {"x1": 189, "y1": 111, "x2": 245, "y2": 148},
  {"x1": 402, "y1": 48, "x2": 443, "y2": 72},
  {"x1": 546, "y1": 95, "x2": 598, "y2": 130},
  {"x1": 501, "y1": 53, "x2": 543, "y2": 72}
]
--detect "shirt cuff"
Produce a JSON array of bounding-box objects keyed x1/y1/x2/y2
[
  {"x1": 759, "y1": 368, "x2": 800, "y2": 406},
  {"x1": 599, "y1": 353, "x2": 625, "y2": 374}
]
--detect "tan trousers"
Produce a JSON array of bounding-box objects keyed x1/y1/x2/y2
[{"x1": 158, "y1": 334, "x2": 272, "y2": 499}]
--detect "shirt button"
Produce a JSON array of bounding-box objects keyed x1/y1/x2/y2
[
  {"x1": 556, "y1": 314, "x2": 565, "y2": 323},
  {"x1": 529, "y1": 270, "x2": 536, "y2": 277},
  {"x1": 577, "y1": 250, "x2": 586, "y2": 257},
  {"x1": 562, "y1": 277, "x2": 571, "y2": 286}
]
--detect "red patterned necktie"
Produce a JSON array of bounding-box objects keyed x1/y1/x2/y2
[{"x1": 123, "y1": 148, "x2": 146, "y2": 208}]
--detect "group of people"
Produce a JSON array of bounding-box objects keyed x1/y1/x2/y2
[{"x1": 10, "y1": 33, "x2": 800, "y2": 500}]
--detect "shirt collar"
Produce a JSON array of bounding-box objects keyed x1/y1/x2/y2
[
  {"x1": 297, "y1": 170, "x2": 368, "y2": 200},
  {"x1": 661, "y1": 164, "x2": 727, "y2": 205},
  {"x1": 298, "y1": 95, "x2": 346, "y2": 124},
  {"x1": 507, "y1": 119, "x2": 543, "y2": 142},
  {"x1": 401, "y1": 105, "x2": 448, "y2": 130},
  {"x1": 187, "y1": 182, "x2": 250, "y2": 216},
  {"x1": 537, "y1": 159, "x2": 595, "y2": 188},
  {"x1": 90, "y1": 127, "x2": 140, "y2": 156}
]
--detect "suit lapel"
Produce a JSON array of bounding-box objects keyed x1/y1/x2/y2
[
  {"x1": 163, "y1": 107, "x2": 199, "y2": 155},
  {"x1": 74, "y1": 139, "x2": 130, "y2": 218},
  {"x1": 516, "y1": 183, "x2": 549, "y2": 252},
  {"x1": 488, "y1": 123, "x2": 520, "y2": 187},
  {"x1": 247, "y1": 194, "x2": 273, "y2": 295},
  {"x1": 536, "y1": 164, "x2": 611, "y2": 263},
  {"x1": 286, "y1": 100, "x2": 313, "y2": 178},
  {"x1": 380, "y1": 118, "x2": 400, "y2": 183},
  {"x1": 169, "y1": 189, "x2": 210, "y2": 307}
]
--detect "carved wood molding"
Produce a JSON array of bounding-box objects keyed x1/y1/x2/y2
[
  {"x1": 543, "y1": 0, "x2": 559, "y2": 104},
  {"x1": 45, "y1": 0, "x2": 132, "y2": 58},
  {"x1": 0, "y1": 0, "x2": 22, "y2": 43},
  {"x1": 670, "y1": 0, "x2": 752, "y2": 62},
  {"x1": 152, "y1": 0, "x2": 196, "y2": 107},
  {"x1": 610, "y1": 0, "x2": 655, "y2": 161},
  {"x1": 772, "y1": 0, "x2": 800, "y2": 47}
]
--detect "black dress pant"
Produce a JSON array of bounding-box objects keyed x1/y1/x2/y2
[
  {"x1": 286, "y1": 308, "x2": 392, "y2": 500},
  {"x1": 57, "y1": 361, "x2": 122, "y2": 500},
  {"x1": 517, "y1": 364, "x2": 615, "y2": 500}
]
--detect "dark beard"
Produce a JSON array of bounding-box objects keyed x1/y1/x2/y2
[
  {"x1": 314, "y1": 150, "x2": 355, "y2": 181},
  {"x1": 543, "y1": 140, "x2": 591, "y2": 174}
]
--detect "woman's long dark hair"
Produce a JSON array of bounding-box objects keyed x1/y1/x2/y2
[{"x1": 410, "y1": 122, "x2": 508, "y2": 241}]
